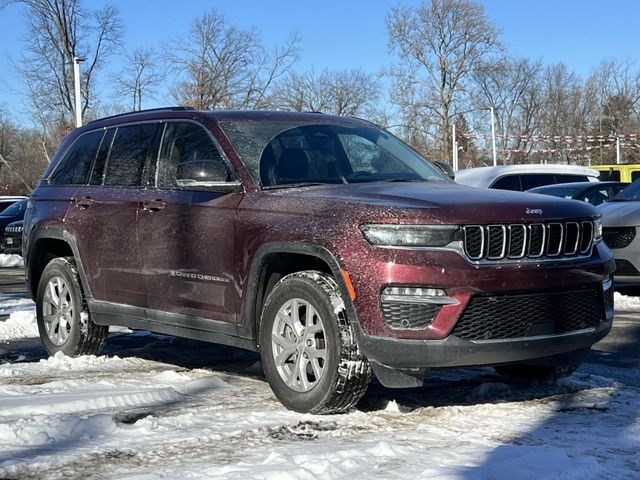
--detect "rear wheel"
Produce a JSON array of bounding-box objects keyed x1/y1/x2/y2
[
  {"x1": 36, "y1": 257, "x2": 108, "y2": 357},
  {"x1": 259, "y1": 271, "x2": 371, "y2": 414}
]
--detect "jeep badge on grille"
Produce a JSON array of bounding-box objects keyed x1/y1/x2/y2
[{"x1": 526, "y1": 208, "x2": 543, "y2": 215}]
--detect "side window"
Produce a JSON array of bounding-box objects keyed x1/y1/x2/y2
[
  {"x1": 104, "y1": 124, "x2": 160, "y2": 187},
  {"x1": 520, "y1": 174, "x2": 556, "y2": 190},
  {"x1": 631, "y1": 171, "x2": 640, "y2": 182},
  {"x1": 554, "y1": 174, "x2": 589, "y2": 183},
  {"x1": 50, "y1": 130, "x2": 104, "y2": 185},
  {"x1": 89, "y1": 128, "x2": 115, "y2": 185},
  {"x1": 157, "y1": 122, "x2": 232, "y2": 188},
  {"x1": 491, "y1": 175, "x2": 521, "y2": 191}
]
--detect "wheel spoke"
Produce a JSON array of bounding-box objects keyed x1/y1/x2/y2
[
  {"x1": 298, "y1": 357, "x2": 310, "y2": 391},
  {"x1": 48, "y1": 281, "x2": 59, "y2": 307},
  {"x1": 310, "y1": 358, "x2": 323, "y2": 380},
  {"x1": 306, "y1": 347, "x2": 326, "y2": 360}
]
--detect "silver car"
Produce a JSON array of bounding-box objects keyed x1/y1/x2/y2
[{"x1": 599, "y1": 182, "x2": 640, "y2": 293}]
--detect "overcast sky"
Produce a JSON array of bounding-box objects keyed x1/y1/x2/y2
[{"x1": 1, "y1": 0, "x2": 639, "y2": 123}]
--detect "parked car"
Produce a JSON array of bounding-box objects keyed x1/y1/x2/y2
[
  {"x1": 592, "y1": 164, "x2": 640, "y2": 183},
  {"x1": 527, "y1": 181, "x2": 629, "y2": 206},
  {"x1": 24, "y1": 108, "x2": 614, "y2": 414},
  {"x1": 2, "y1": 220, "x2": 23, "y2": 255},
  {"x1": 0, "y1": 196, "x2": 27, "y2": 213},
  {"x1": 0, "y1": 199, "x2": 28, "y2": 250},
  {"x1": 598, "y1": 180, "x2": 640, "y2": 293},
  {"x1": 455, "y1": 164, "x2": 599, "y2": 191}
]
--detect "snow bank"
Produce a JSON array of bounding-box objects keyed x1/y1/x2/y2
[
  {"x1": 614, "y1": 292, "x2": 640, "y2": 312},
  {"x1": 0, "y1": 310, "x2": 37, "y2": 341},
  {"x1": 0, "y1": 254, "x2": 23, "y2": 268}
]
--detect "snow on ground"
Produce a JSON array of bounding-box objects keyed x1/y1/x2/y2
[
  {"x1": 0, "y1": 309, "x2": 37, "y2": 341},
  {"x1": 0, "y1": 254, "x2": 23, "y2": 268},
  {"x1": 0, "y1": 299, "x2": 638, "y2": 479},
  {"x1": 614, "y1": 292, "x2": 640, "y2": 312}
]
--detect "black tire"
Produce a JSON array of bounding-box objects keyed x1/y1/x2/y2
[
  {"x1": 36, "y1": 257, "x2": 108, "y2": 357},
  {"x1": 494, "y1": 362, "x2": 580, "y2": 381},
  {"x1": 259, "y1": 271, "x2": 371, "y2": 414}
]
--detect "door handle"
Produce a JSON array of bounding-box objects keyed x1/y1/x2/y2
[
  {"x1": 143, "y1": 199, "x2": 167, "y2": 212},
  {"x1": 74, "y1": 196, "x2": 95, "y2": 209}
]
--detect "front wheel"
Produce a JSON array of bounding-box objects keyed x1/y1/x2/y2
[
  {"x1": 259, "y1": 271, "x2": 371, "y2": 414},
  {"x1": 36, "y1": 257, "x2": 108, "y2": 357}
]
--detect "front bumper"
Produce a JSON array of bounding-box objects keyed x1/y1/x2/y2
[{"x1": 355, "y1": 316, "x2": 612, "y2": 370}]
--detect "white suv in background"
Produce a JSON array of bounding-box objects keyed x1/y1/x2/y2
[{"x1": 455, "y1": 164, "x2": 600, "y2": 191}]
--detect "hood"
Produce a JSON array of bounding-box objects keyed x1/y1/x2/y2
[
  {"x1": 599, "y1": 201, "x2": 640, "y2": 227},
  {"x1": 263, "y1": 182, "x2": 598, "y2": 224}
]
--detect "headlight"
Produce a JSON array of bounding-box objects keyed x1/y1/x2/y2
[
  {"x1": 360, "y1": 224, "x2": 460, "y2": 247},
  {"x1": 594, "y1": 218, "x2": 603, "y2": 243}
]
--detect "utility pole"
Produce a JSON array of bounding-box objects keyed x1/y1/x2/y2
[
  {"x1": 616, "y1": 135, "x2": 621, "y2": 165},
  {"x1": 73, "y1": 56, "x2": 86, "y2": 128},
  {"x1": 452, "y1": 123, "x2": 458, "y2": 172},
  {"x1": 490, "y1": 107, "x2": 497, "y2": 167}
]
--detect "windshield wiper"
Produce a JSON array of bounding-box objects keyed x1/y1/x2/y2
[{"x1": 263, "y1": 182, "x2": 328, "y2": 190}]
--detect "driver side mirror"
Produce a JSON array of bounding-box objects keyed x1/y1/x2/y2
[
  {"x1": 433, "y1": 160, "x2": 455, "y2": 180},
  {"x1": 176, "y1": 160, "x2": 235, "y2": 188}
]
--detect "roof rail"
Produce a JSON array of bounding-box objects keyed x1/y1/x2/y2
[{"x1": 86, "y1": 106, "x2": 194, "y2": 125}]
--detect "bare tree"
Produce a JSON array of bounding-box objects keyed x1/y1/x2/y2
[
  {"x1": 268, "y1": 69, "x2": 380, "y2": 116},
  {"x1": 168, "y1": 9, "x2": 298, "y2": 110},
  {"x1": 386, "y1": 0, "x2": 500, "y2": 162},
  {"x1": 6, "y1": 0, "x2": 122, "y2": 130},
  {"x1": 113, "y1": 47, "x2": 162, "y2": 111},
  {"x1": 472, "y1": 57, "x2": 542, "y2": 162}
]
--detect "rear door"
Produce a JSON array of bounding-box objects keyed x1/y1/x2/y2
[
  {"x1": 138, "y1": 121, "x2": 242, "y2": 327},
  {"x1": 65, "y1": 122, "x2": 161, "y2": 308}
]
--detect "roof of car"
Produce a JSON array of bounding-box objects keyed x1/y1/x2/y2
[
  {"x1": 0, "y1": 196, "x2": 28, "y2": 201},
  {"x1": 455, "y1": 164, "x2": 600, "y2": 187},
  {"x1": 528, "y1": 181, "x2": 626, "y2": 192},
  {"x1": 85, "y1": 107, "x2": 374, "y2": 130}
]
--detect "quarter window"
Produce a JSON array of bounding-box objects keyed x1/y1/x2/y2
[
  {"x1": 50, "y1": 130, "x2": 104, "y2": 185},
  {"x1": 104, "y1": 124, "x2": 160, "y2": 187}
]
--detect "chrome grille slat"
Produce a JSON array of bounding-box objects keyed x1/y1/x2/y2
[{"x1": 462, "y1": 221, "x2": 594, "y2": 263}]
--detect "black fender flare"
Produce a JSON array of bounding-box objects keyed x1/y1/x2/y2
[
  {"x1": 240, "y1": 241, "x2": 360, "y2": 342},
  {"x1": 25, "y1": 228, "x2": 93, "y2": 301}
]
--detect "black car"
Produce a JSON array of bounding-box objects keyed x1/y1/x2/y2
[
  {"x1": 2, "y1": 220, "x2": 23, "y2": 254},
  {"x1": 527, "y1": 181, "x2": 629, "y2": 206},
  {"x1": 0, "y1": 199, "x2": 28, "y2": 239}
]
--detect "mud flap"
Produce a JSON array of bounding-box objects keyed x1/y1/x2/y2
[{"x1": 370, "y1": 361, "x2": 426, "y2": 388}]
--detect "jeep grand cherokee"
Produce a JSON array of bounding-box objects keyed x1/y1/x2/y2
[{"x1": 24, "y1": 108, "x2": 615, "y2": 413}]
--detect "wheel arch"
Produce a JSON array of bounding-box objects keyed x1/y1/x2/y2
[
  {"x1": 240, "y1": 242, "x2": 359, "y2": 344},
  {"x1": 26, "y1": 229, "x2": 92, "y2": 302}
]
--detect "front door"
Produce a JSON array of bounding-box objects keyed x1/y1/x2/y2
[{"x1": 138, "y1": 121, "x2": 241, "y2": 327}]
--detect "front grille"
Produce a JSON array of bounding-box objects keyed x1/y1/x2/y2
[
  {"x1": 603, "y1": 227, "x2": 636, "y2": 249},
  {"x1": 615, "y1": 259, "x2": 640, "y2": 277},
  {"x1": 463, "y1": 221, "x2": 594, "y2": 262},
  {"x1": 381, "y1": 302, "x2": 440, "y2": 330},
  {"x1": 451, "y1": 287, "x2": 603, "y2": 340}
]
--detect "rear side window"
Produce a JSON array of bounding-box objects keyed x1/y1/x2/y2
[
  {"x1": 491, "y1": 175, "x2": 521, "y2": 191},
  {"x1": 599, "y1": 170, "x2": 620, "y2": 181},
  {"x1": 156, "y1": 122, "x2": 232, "y2": 188},
  {"x1": 104, "y1": 124, "x2": 160, "y2": 187},
  {"x1": 632, "y1": 171, "x2": 640, "y2": 182},
  {"x1": 50, "y1": 130, "x2": 104, "y2": 185},
  {"x1": 519, "y1": 174, "x2": 557, "y2": 190},
  {"x1": 554, "y1": 174, "x2": 589, "y2": 183}
]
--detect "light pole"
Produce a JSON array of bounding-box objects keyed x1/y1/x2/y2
[
  {"x1": 490, "y1": 106, "x2": 497, "y2": 167},
  {"x1": 73, "y1": 56, "x2": 86, "y2": 128}
]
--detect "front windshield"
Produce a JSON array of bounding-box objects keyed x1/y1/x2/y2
[
  {"x1": 219, "y1": 121, "x2": 446, "y2": 187},
  {"x1": 0, "y1": 200, "x2": 26, "y2": 216},
  {"x1": 611, "y1": 181, "x2": 640, "y2": 201}
]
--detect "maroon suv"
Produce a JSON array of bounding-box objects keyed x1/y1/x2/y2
[{"x1": 24, "y1": 108, "x2": 615, "y2": 413}]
